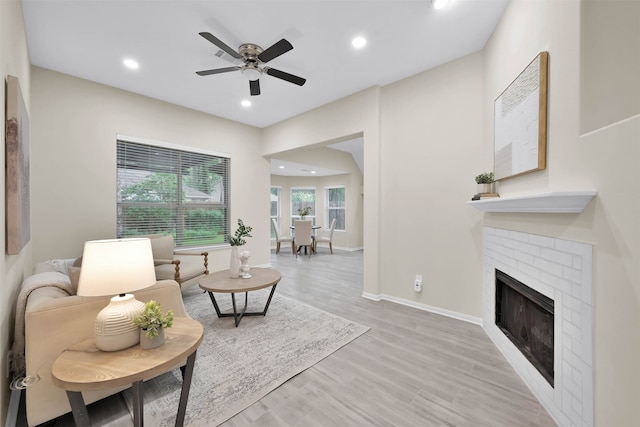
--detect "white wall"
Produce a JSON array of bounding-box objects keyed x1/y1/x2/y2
[
  {"x1": 379, "y1": 51, "x2": 485, "y2": 314},
  {"x1": 30, "y1": 67, "x2": 269, "y2": 272},
  {"x1": 483, "y1": 1, "x2": 639, "y2": 425},
  {"x1": 0, "y1": 1, "x2": 33, "y2": 424}
]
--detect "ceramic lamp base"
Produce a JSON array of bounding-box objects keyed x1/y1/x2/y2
[{"x1": 94, "y1": 294, "x2": 145, "y2": 351}]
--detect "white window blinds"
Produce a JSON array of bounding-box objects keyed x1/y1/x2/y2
[{"x1": 117, "y1": 139, "x2": 230, "y2": 248}]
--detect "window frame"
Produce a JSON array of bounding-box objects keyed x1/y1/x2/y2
[
  {"x1": 270, "y1": 186, "x2": 282, "y2": 239},
  {"x1": 116, "y1": 135, "x2": 231, "y2": 249},
  {"x1": 290, "y1": 187, "x2": 316, "y2": 226},
  {"x1": 326, "y1": 186, "x2": 346, "y2": 231}
]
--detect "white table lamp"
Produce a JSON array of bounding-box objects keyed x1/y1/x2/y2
[{"x1": 76, "y1": 238, "x2": 156, "y2": 351}]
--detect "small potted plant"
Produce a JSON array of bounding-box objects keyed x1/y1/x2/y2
[
  {"x1": 133, "y1": 300, "x2": 174, "y2": 349},
  {"x1": 297, "y1": 206, "x2": 312, "y2": 219},
  {"x1": 228, "y1": 219, "x2": 253, "y2": 278},
  {"x1": 475, "y1": 172, "x2": 495, "y2": 194}
]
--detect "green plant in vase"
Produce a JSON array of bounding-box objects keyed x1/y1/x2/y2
[
  {"x1": 475, "y1": 172, "x2": 495, "y2": 184},
  {"x1": 228, "y1": 219, "x2": 253, "y2": 278},
  {"x1": 228, "y1": 219, "x2": 253, "y2": 246},
  {"x1": 133, "y1": 300, "x2": 174, "y2": 339},
  {"x1": 474, "y1": 172, "x2": 496, "y2": 195},
  {"x1": 297, "y1": 206, "x2": 312, "y2": 219}
]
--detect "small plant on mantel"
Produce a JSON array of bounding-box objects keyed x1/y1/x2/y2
[
  {"x1": 228, "y1": 219, "x2": 253, "y2": 246},
  {"x1": 133, "y1": 300, "x2": 174, "y2": 338},
  {"x1": 474, "y1": 171, "x2": 498, "y2": 198},
  {"x1": 475, "y1": 172, "x2": 495, "y2": 184}
]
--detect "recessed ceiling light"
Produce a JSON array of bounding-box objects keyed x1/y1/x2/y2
[
  {"x1": 123, "y1": 58, "x2": 139, "y2": 69},
  {"x1": 241, "y1": 99, "x2": 251, "y2": 108},
  {"x1": 432, "y1": 0, "x2": 450, "y2": 10},
  {"x1": 310, "y1": 171, "x2": 317, "y2": 174},
  {"x1": 351, "y1": 36, "x2": 367, "y2": 49},
  {"x1": 279, "y1": 165, "x2": 285, "y2": 169}
]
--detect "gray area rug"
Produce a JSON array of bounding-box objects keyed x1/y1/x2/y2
[{"x1": 127, "y1": 287, "x2": 369, "y2": 426}]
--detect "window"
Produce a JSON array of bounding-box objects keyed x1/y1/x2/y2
[
  {"x1": 327, "y1": 187, "x2": 345, "y2": 231},
  {"x1": 116, "y1": 138, "x2": 230, "y2": 248},
  {"x1": 291, "y1": 188, "x2": 316, "y2": 225},
  {"x1": 270, "y1": 186, "x2": 281, "y2": 238}
]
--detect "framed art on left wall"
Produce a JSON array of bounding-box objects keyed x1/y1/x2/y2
[{"x1": 5, "y1": 75, "x2": 31, "y2": 255}]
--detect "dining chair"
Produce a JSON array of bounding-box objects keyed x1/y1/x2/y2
[
  {"x1": 293, "y1": 220, "x2": 314, "y2": 258},
  {"x1": 271, "y1": 218, "x2": 294, "y2": 254},
  {"x1": 314, "y1": 218, "x2": 337, "y2": 254}
]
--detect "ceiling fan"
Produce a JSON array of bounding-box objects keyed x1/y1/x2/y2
[{"x1": 196, "y1": 32, "x2": 307, "y2": 96}]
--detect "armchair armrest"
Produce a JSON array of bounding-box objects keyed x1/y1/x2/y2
[
  {"x1": 153, "y1": 252, "x2": 209, "y2": 283},
  {"x1": 153, "y1": 258, "x2": 175, "y2": 265},
  {"x1": 173, "y1": 251, "x2": 209, "y2": 277}
]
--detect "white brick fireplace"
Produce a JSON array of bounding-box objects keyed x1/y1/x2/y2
[{"x1": 483, "y1": 227, "x2": 593, "y2": 427}]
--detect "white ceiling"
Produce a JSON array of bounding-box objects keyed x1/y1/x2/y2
[{"x1": 21, "y1": 0, "x2": 509, "y2": 175}]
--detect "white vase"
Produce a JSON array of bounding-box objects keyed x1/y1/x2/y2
[
  {"x1": 140, "y1": 327, "x2": 164, "y2": 350},
  {"x1": 229, "y1": 246, "x2": 240, "y2": 278},
  {"x1": 477, "y1": 183, "x2": 494, "y2": 194}
]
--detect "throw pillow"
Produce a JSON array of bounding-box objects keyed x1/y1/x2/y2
[{"x1": 67, "y1": 266, "x2": 81, "y2": 294}]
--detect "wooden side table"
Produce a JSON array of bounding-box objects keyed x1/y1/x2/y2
[
  {"x1": 199, "y1": 268, "x2": 282, "y2": 327},
  {"x1": 51, "y1": 317, "x2": 203, "y2": 427}
]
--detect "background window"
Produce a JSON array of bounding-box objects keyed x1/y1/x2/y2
[
  {"x1": 117, "y1": 139, "x2": 230, "y2": 248},
  {"x1": 270, "y1": 186, "x2": 281, "y2": 238},
  {"x1": 291, "y1": 188, "x2": 316, "y2": 225},
  {"x1": 327, "y1": 187, "x2": 345, "y2": 230}
]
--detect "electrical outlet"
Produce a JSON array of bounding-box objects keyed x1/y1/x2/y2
[{"x1": 414, "y1": 275, "x2": 422, "y2": 292}]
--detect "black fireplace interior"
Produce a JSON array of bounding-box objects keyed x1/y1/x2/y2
[{"x1": 495, "y1": 269, "x2": 554, "y2": 387}]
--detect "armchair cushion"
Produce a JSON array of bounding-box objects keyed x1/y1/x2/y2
[{"x1": 148, "y1": 234, "x2": 174, "y2": 264}]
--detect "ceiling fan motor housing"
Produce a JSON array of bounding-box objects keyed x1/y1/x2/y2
[
  {"x1": 239, "y1": 43, "x2": 264, "y2": 61},
  {"x1": 239, "y1": 43, "x2": 264, "y2": 80}
]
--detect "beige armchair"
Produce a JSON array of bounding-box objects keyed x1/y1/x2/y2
[{"x1": 141, "y1": 234, "x2": 209, "y2": 291}]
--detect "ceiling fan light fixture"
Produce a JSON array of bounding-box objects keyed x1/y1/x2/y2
[{"x1": 241, "y1": 65, "x2": 262, "y2": 81}]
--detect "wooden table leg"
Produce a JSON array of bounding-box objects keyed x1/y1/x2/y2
[
  {"x1": 66, "y1": 391, "x2": 91, "y2": 427},
  {"x1": 175, "y1": 351, "x2": 197, "y2": 427}
]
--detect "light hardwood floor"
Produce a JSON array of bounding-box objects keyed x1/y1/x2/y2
[{"x1": 21, "y1": 249, "x2": 556, "y2": 426}]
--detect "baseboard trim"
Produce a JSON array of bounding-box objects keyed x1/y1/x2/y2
[{"x1": 362, "y1": 292, "x2": 482, "y2": 326}]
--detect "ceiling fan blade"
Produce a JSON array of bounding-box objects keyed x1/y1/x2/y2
[
  {"x1": 258, "y1": 39, "x2": 293, "y2": 63},
  {"x1": 196, "y1": 66, "x2": 241, "y2": 76},
  {"x1": 199, "y1": 32, "x2": 242, "y2": 60},
  {"x1": 249, "y1": 79, "x2": 261, "y2": 96},
  {"x1": 265, "y1": 67, "x2": 306, "y2": 86}
]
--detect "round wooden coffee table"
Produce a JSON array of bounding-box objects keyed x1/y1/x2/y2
[{"x1": 199, "y1": 268, "x2": 282, "y2": 327}]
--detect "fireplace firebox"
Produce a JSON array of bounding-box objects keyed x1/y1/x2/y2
[{"x1": 495, "y1": 270, "x2": 554, "y2": 386}]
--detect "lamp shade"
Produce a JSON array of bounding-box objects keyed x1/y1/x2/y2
[{"x1": 77, "y1": 238, "x2": 156, "y2": 297}]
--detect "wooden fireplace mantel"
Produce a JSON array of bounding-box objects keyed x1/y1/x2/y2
[{"x1": 467, "y1": 191, "x2": 596, "y2": 213}]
